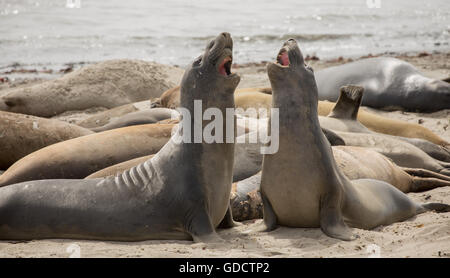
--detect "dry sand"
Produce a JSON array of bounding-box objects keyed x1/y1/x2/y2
[{"x1": 0, "y1": 53, "x2": 449, "y2": 258}]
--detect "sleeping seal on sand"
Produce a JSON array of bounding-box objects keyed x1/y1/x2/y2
[{"x1": 315, "y1": 57, "x2": 450, "y2": 112}]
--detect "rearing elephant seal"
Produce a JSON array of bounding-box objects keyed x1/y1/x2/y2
[
  {"x1": 0, "y1": 32, "x2": 240, "y2": 242},
  {"x1": 316, "y1": 57, "x2": 450, "y2": 112},
  {"x1": 258, "y1": 39, "x2": 449, "y2": 240}
]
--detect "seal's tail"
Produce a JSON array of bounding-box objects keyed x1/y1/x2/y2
[
  {"x1": 403, "y1": 167, "x2": 450, "y2": 182},
  {"x1": 328, "y1": 85, "x2": 364, "y2": 120}
]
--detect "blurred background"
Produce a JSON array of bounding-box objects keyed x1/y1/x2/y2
[{"x1": 0, "y1": 0, "x2": 449, "y2": 71}]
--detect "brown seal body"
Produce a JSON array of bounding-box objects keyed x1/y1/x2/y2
[
  {"x1": 0, "y1": 111, "x2": 93, "y2": 169},
  {"x1": 0, "y1": 60, "x2": 183, "y2": 117},
  {"x1": 0, "y1": 124, "x2": 173, "y2": 186}
]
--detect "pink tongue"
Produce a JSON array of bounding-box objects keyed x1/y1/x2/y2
[
  {"x1": 281, "y1": 52, "x2": 289, "y2": 66},
  {"x1": 219, "y1": 64, "x2": 227, "y2": 76}
]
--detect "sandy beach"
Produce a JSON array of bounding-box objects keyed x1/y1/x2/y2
[{"x1": 0, "y1": 52, "x2": 449, "y2": 258}]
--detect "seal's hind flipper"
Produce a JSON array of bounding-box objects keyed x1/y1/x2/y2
[
  {"x1": 442, "y1": 77, "x2": 450, "y2": 83},
  {"x1": 328, "y1": 85, "x2": 364, "y2": 120},
  {"x1": 320, "y1": 192, "x2": 358, "y2": 241},
  {"x1": 422, "y1": 203, "x2": 450, "y2": 213}
]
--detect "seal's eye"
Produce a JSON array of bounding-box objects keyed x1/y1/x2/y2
[
  {"x1": 305, "y1": 64, "x2": 314, "y2": 72},
  {"x1": 193, "y1": 56, "x2": 202, "y2": 67}
]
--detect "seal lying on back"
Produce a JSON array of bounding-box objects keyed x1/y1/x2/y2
[
  {"x1": 0, "y1": 60, "x2": 184, "y2": 117},
  {"x1": 315, "y1": 57, "x2": 450, "y2": 112},
  {"x1": 0, "y1": 32, "x2": 239, "y2": 242},
  {"x1": 0, "y1": 111, "x2": 93, "y2": 169},
  {"x1": 258, "y1": 39, "x2": 449, "y2": 240}
]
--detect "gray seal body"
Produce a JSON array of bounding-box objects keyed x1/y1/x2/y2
[
  {"x1": 258, "y1": 39, "x2": 450, "y2": 241},
  {"x1": 315, "y1": 57, "x2": 450, "y2": 112},
  {"x1": 0, "y1": 32, "x2": 240, "y2": 242}
]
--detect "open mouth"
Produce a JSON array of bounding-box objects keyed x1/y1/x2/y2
[
  {"x1": 218, "y1": 56, "x2": 232, "y2": 76},
  {"x1": 276, "y1": 49, "x2": 290, "y2": 67}
]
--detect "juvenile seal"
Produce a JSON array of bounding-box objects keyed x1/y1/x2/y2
[
  {"x1": 0, "y1": 60, "x2": 184, "y2": 117},
  {"x1": 258, "y1": 39, "x2": 449, "y2": 240},
  {"x1": 0, "y1": 124, "x2": 174, "y2": 186},
  {"x1": 315, "y1": 57, "x2": 450, "y2": 112},
  {"x1": 0, "y1": 111, "x2": 93, "y2": 169},
  {"x1": 0, "y1": 32, "x2": 240, "y2": 242}
]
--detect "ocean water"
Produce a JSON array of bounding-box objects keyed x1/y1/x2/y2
[{"x1": 0, "y1": 0, "x2": 449, "y2": 70}]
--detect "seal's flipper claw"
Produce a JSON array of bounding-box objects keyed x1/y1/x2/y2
[
  {"x1": 328, "y1": 85, "x2": 364, "y2": 120},
  {"x1": 261, "y1": 190, "x2": 278, "y2": 232},
  {"x1": 187, "y1": 207, "x2": 222, "y2": 243},
  {"x1": 320, "y1": 193, "x2": 357, "y2": 241},
  {"x1": 217, "y1": 205, "x2": 237, "y2": 229}
]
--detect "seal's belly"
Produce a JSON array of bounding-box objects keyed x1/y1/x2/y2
[{"x1": 262, "y1": 170, "x2": 322, "y2": 228}]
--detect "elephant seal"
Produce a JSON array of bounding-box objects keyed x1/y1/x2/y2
[
  {"x1": 153, "y1": 85, "x2": 448, "y2": 146},
  {"x1": 258, "y1": 39, "x2": 449, "y2": 240},
  {"x1": 335, "y1": 131, "x2": 450, "y2": 177},
  {"x1": 86, "y1": 155, "x2": 154, "y2": 179},
  {"x1": 89, "y1": 109, "x2": 179, "y2": 132},
  {"x1": 85, "y1": 123, "x2": 344, "y2": 182},
  {"x1": 0, "y1": 32, "x2": 240, "y2": 242},
  {"x1": 0, "y1": 124, "x2": 174, "y2": 187},
  {"x1": 231, "y1": 144, "x2": 450, "y2": 221},
  {"x1": 76, "y1": 100, "x2": 150, "y2": 128},
  {"x1": 234, "y1": 91, "x2": 449, "y2": 146},
  {"x1": 319, "y1": 85, "x2": 450, "y2": 162},
  {"x1": 0, "y1": 60, "x2": 184, "y2": 117},
  {"x1": 315, "y1": 57, "x2": 450, "y2": 112},
  {"x1": 0, "y1": 111, "x2": 93, "y2": 169}
]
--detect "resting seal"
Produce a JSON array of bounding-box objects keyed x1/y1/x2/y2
[
  {"x1": 0, "y1": 111, "x2": 93, "y2": 169},
  {"x1": 0, "y1": 60, "x2": 184, "y2": 117},
  {"x1": 0, "y1": 124, "x2": 174, "y2": 186},
  {"x1": 315, "y1": 57, "x2": 450, "y2": 112},
  {"x1": 89, "y1": 108, "x2": 179, "y2": 132},
  {"x1": 319, "y1": 85, "x2": 450, "y2": 162},
  {"x1": 258, "y1": 39, "x2": 449, "y2": 240},
  {"x1": 0, "y1": 32, "x2": 239, "y2": 241},
  {"x1": 153, "y1": 85, "x2": 448, "y2": 146}
]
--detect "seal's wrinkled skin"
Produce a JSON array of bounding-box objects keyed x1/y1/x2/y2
[
  {"x1": 0, "y1": 32, "x2": 240, "y2": 242},
  {"x1": 258, "y1": 39, "x2": 450, "y2": 241}
]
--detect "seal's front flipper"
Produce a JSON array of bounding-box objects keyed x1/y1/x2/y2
[
  {"x1": 328, "y1": 85, "x2": 364, "y2": 120},
  {"x1": 261, "y1": 190, "x2": 278, "y2": 231},
  {"x1": 320, "y1": 193, "x2": 357, "y2": 241},
  {"x1": 217, "y1": 205, "x2": 239, "y2": 229},
  {"x1": 187, "y1": 208, "x2": 225, "y2": 243},
  {"x1": 242, "y1": 190, "x2": 277, "y2": 234}
]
